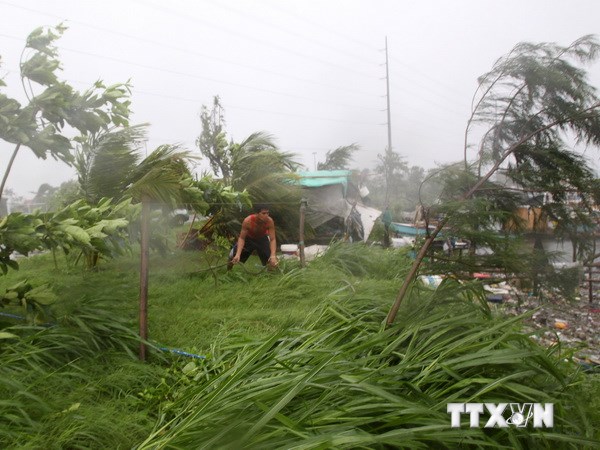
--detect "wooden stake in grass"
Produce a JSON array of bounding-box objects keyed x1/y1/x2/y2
[
  {"x1": 299, "y1": 198, "x2": 307, "y2": 267},
  {"x1": 139, "y1": 195, "x2": 150, "y2": 361}
]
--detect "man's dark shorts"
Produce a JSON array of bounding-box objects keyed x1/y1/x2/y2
[{"x1": 229, "y1": 236, "x2": 270, "y2": 266}]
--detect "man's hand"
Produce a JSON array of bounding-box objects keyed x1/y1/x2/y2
[
  {"x1": 268, "y1": 255, "x2": 278, "y2": 267},
  {"x1": 231, "y1": 255, "x2": 240, "y2": 264}
]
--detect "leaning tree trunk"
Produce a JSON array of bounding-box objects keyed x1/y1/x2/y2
[
  {"x1": 0, "y1": 143, "x2": 21, "y2": 202},
  {"x1": 138, "y1": 195, "x2": 150, "y2": 361},
  {"x1": 385, "y1": 218, "x2": 447, "y2": 326}
]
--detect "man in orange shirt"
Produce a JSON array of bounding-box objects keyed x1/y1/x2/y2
[{"x1": 228, "y1": 204, "x2": 278, "y2": 269}]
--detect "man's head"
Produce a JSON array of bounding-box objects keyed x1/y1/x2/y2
[{"x1": 253, "y1": 203, "x2": 270, "y2": 221}]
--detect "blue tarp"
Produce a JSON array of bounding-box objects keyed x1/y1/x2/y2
[
  {"x1": 293, "y1": 170, "x2": 352, "y2": 193},
  {"x1": 389, "y1": 222, "x2": 437, "y2": 237}
]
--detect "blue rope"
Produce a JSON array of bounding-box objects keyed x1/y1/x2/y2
[
  {"x1": 0, "y1": 311, "x2": 26, "y2": 321},
  {"x1": 0, "y1": 311, "x2": 55, "y2": 327},
  {"x1": 158, "y1": 347, "x2": 206, "y2": 359}
]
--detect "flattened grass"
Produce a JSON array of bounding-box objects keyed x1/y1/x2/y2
[
  {"x1": 139, "y1": 283, "x2": 599, "y2": 449},
  {"x1": 0, "y1": 243, "x2": 598, "y2": 448}
]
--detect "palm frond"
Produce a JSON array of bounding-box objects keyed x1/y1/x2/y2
[
  {"x1": 74, "y1": 124, "x2": 148, "y2": 203},
  {"x1": 125, "y1": 144, "x2": 198, "y2": 205}
]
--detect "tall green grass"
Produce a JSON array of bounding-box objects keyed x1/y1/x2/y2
[{"x1": 0, "y1": 243, "x2": 598, "y2": 448}]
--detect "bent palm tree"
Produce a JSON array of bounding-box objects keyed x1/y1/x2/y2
[
  {"x1": 229, "y1": 132, "x2": 303, "y2": 241},
  {"x1": 74, "y1": 124, "x2": 148, "y2": 203}
]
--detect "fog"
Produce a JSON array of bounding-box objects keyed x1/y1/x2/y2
[{"x1": 1, "y1": 0, "x2": 600, "y2": 197}]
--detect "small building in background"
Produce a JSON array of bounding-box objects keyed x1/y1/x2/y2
[{"x1": 293, "y1": 170, "x2": 381, "y2": 242}]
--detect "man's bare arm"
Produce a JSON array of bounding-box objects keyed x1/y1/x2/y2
[
  {"x1": 268, "y1": 219, "x2": 277, "y2": 265},
  {"x1": 232, "y1": 220, "x2": 249, "y2": 263}
]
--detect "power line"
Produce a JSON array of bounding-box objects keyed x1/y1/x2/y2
[
  {"x1": 206, "y1": 0, "x2": 382, "y2": 67},
  {"x1": 1, "y1": 0, "x2": 477, "y2": 121},
  {"x1": 262, "y1": 0, "x2": 380, "y2": 54},
  {"x1": 0, "y1": 0, "x2": 381, "y2": 100},
  {"x1": 0, "y1": 7, "x2": 466, "y2": 161},
  {"x1": 132, "y1": 0, "x2": 379, "y2": 80},
  {"x1": 389, "y1": 56, "x2": 470, "y2": 101},
  {"x1": 137, "y1": 89, "x2": 382, "y2": 124},
  {"x1": 1, "y1": 2, "x2": 469, "y2": 125},
  {"x1": 262, "y1": 0, "x2": 470, "y2": 104},
  {"x1": 0, "y1": 44, "x2": 462, "y2": 142},
  {"x1": 0, "y1": 32, "x2": 382, "y2": 112}
]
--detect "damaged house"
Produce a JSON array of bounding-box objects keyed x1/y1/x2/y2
[{"x1": 293, "y1": 170, "x2": 381, "y2": 243}]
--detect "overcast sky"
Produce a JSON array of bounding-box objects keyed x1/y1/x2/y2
[{"x1": 2, "y1": 0, "x2": 600, "y2": 198}]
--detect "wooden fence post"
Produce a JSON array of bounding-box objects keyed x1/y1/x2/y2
[{"x1": 299, "y1": 198, "x2": 307, "y2": 267}]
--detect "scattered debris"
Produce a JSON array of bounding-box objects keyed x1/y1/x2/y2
[{"x1": 484, "y1": 281, "x2": 600, "y2": 369}]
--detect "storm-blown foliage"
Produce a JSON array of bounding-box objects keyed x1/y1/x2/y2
[
  {"x1": 138, "y1": 280, "x2": 597, "y2": 448},
  {"x1": 0, "y1": 296, "x2": 145, "y2": 447},
  {"x1": 0, "y1": 24, "x2": 133, "y2": 201},
  {"x1": 0, "y1": 243, "x2": 597, "y2": 448},
  {"x1": 470, "y1": 35, "x2": 600, "y2": 164},
  {"x1": 317, "y1": 143, "x2": 359, "y2": 170},
  {"x1": 196, "y1": 97, "x2": 303, "y2": 240},
  {"x1": 73, "y1": 124, "x2": 147, "y2": 204},
  {"x1": 0, "y1": 24, "x2": 139, "y2": 278},
  {"x1": 389, "y1": 35, "x2": 600, "y2": 321}
]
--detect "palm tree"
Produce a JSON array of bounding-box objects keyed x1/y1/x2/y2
[
  {"x1": 317, "y1": 143, "x2": 359, "y2": 170},
  {"x1": 73, "y1": 124, "x2": 148, "y2": 203},
  {"x1": 228, "y1": 132, "x2": 303, "y2": 241},
  {"x1": 196, "y1": 99, "x2": 304, "y2": 240}
]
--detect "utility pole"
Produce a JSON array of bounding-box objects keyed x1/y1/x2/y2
[
  {"x1": 384, "y1": 36, "x2": 393, "y2": 204},
  {"x1": 312, "y1": 152, "x2": 317, "y2": 171},
  {"x1": 385, "y1": 36, "x2": 392, "y2": 156}
]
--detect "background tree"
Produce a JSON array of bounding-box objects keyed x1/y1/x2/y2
[
  {"x1": 317, "y1": 144, "x2": 359, "y2": 170},
  {"x1": 196, "y1": 98, "x2": 303, "y2": 241},
  {"x1": 196, "y1": 96, "x2": 230, "y2": 182},
  {"x1": 0, "y1": 24, "x2": 132, "y2": 202},
  {"x1": 30, "y1": 183, "x2": 57, "y2": 211},
  {"x1": 388, "y1": 35, "x2": 600, "y2": 325},
  {"x1": 45, "y1": 180, "x2": 80, "y2": 211},
  {"x1": 375, "y1": 146, "x2": 407, "y2": 205}
]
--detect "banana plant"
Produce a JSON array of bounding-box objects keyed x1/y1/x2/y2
[{"x1": 44, "y1": 197, "x2": 139, "y2": 269}]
